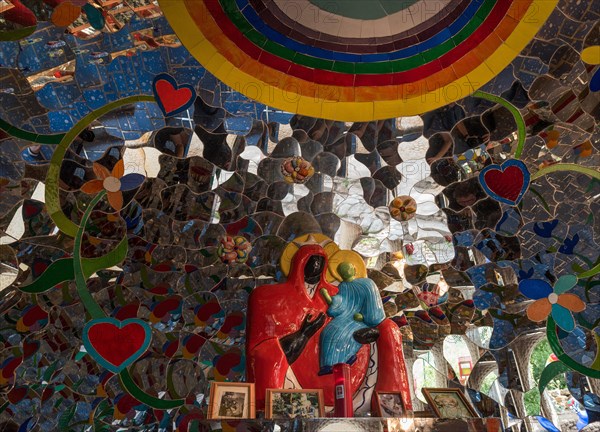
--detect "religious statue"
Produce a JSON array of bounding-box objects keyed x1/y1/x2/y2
[{"x1": 246, "y1": 235, "x2": 412, "y2": 414}]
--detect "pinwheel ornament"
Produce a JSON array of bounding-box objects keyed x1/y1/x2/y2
[
  {"x1": 81, "y1": 160, "x2": 145, "y2": 212},
  {"x1": 519, "y1": 275, "x2": 585, "y2": 333}
]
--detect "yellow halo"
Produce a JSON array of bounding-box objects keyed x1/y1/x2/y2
[
  {"x1": 328, "y1": 250, "x2": 367, "y2": 282},
  {"x1": 581, "y1": 46, "x2": 600, "y2": 65},
  {"x1": 280, "y1": 233, "x2": 340, "y2": 281}
]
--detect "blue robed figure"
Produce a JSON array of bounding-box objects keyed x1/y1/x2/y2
[{"x1": 318, "y1": 262, "x2": 386, "y2": 375}]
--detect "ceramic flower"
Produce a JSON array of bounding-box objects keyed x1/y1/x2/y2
[
  {"x1": 519, "y1": 275, "x2": 585, "y2": 332},
  {"x1": 281, "y1": 156, "x2": 315, "y2": 184},
  {"x1": 389, "y1": 196, "x2": 417, "y2": 221},
  {"x1": 81, "y1": 160, "x2": 145, "y2": 212},
  {"x1": 218, "y1": 236, "x2": 252, "y2": 264}
]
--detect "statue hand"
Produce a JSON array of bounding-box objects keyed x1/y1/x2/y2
[
  {"x1": 320, "y1": 288, "x2": 332, "y2": 305},
  {"x1": 280, "y1": 312, "x2": 326, "y2": 365},
  {"x1": 300, "y1": 312, "x2": 326, "y2": 339},
  {"x1": 353, "y1": 327, "x2": 379, "y2": 344}
]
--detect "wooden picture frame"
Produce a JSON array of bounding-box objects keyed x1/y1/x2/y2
[
  {"x1": 374, "y1": 391, "x2": 406, "y2": 418},
  {"x1": 265, "y1": 389, "x2": 325, "y2": 419},
  {"x1": 0, "y1": 0, "x2": 15, "y2": 14},
  {"x1": 422, "y1": 388, "x2": 479, "y2": 419},
  {"x1": 208, "y1": 381, "x2": 255, "y2": 420}
]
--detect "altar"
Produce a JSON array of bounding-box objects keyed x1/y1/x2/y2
[{"x1": 197, "y1": 417, "x2": 502, "y2": 432}]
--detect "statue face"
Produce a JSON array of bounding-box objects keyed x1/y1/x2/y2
[{"x1": 304, "y1": 255, "x2": 325, "y2": 284}]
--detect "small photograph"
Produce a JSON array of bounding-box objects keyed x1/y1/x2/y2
[
  {"x1": 375, "y1": 392, "x2": 405, "y2": 417},
  {"x1": 208, "y1": 381, "x2": 255, "y2": 420},
  {"x1": 219, "y1": 391, "x2": 245, "y2": 418},
  {"x1": 266, "y1": 389, "x2": 324, "y2": 419},
  {"x1": 422, "y1": 388, "x2": 479, "y2": 419}
]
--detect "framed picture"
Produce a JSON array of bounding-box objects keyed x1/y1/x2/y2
[
  {"x1": 374, "y1": 392, "x2": 406, "y2": 417},
  {"x1": 208, "y1": 382, "x2": 255, "y2": 420},
  {"x1": 266, "y1": 389, "x2": 324, "y2": 419},
  {"x1": 0, "y1": 0, "x2": 15, "y2": 14},
  {"x1": 421, "y1": 388, "x2": 479, "y2": 419}
]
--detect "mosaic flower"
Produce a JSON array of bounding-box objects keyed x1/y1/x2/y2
[
  {"x1": 81, "y1": 160, "x2": 145, "y2": 212},
  {"x1": 281, "y1": 156, "x2": 314, "y2": 184},
  {"x1": 218, "y1": 235, "x2": 252, "y2": 264},
  {"x1": 519, "y1": 275, "x2": 585, "y2": 332},
  {"x1": 389, "y1": 196, "x2": 417, "y2": 221}
]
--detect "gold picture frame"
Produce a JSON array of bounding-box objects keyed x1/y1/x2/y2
[
  {"x1": 374, "y1": 391, "x2": 406, "y2": 417},
  {"x1": 208, "y1": 381, "x2": 255, "y2": 420},
  {"x1": 265, "y1": 389, "x2": 325, "y2": 419},
  {"x1": 422, "y1": 388, "x2": 479, "y2": 419}
]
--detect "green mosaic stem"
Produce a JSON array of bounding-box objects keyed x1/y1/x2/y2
[
  {"x1": 166, "y1": 363, "x2": 182, "y2": 399},
  {"x1": 11, "y1": 93, "x2": 208, "y2": 411},
  {"x1": 527, "y1": 187, "x2": 551, "y2": 213},
  {"x1": 73, "y1": 193, "x2": 183, "y2": 408},
  {"x1": 546, "y1": 316, "x2": 600, "y2": 377},
  {"x1": 572, "y1": 264, "x2": 598, "y2": 287},
  {"x1": 473, "y1": 90, "x2": 526, "y2": 159},
  {"x1": 81, "y1": 235, "x2": 128, "y2": 279},
  {"x1": 119, "y1": 369, "x2": 185, "y2": 409},
  {"x1": 538, "y1": 360, "x2": 570, "y2": 394},
  {"x1": 74, "y1": 196, "x2": 183, "y2": 409},
  {"x1": 531, "y1": 163, "x2": 600, "y2": 181},
  {"x1": 19, "y1": 227, "x2": 128, "y2": 294},
  {"x1": 74, "y1": 192, "x2": 107, "y2": 319},
  {"x1": 0, "y1": 118, "x2": 65, "y2": 144},
  {"x1": 593, "y1": 333, "x2": 600, "y2": 371},
  {"x1": 45, "y1": 95, "x2": 155, "y2": 237}
]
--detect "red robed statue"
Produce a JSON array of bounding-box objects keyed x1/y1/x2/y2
[{"x1": 246, "y1": 238, "x2": 412, "y2": 414}]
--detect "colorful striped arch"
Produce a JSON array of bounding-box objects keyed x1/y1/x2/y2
[{"x1": 159, "y1": 0, "x2": 557, "y2": 121}]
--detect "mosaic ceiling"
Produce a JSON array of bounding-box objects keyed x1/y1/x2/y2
[{"x1": 0, "y1": 0, "x2": 599, "y2": 431}]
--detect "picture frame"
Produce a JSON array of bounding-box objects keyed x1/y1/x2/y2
[
  {"x1": 265, "y1": 389, "x2": 325, "y2": 419},
  {"x1": 208, "y1": 381, "x2": 255, "y2": 420},
  {"x1": 0, "y1": 0, "x2": 15, "y2": 14},
  {"x1": 421, "y1": 388, "x2": 479, "y2": 419},
  {"x1": 374, "y1": 391, "x2": 406, "y2": 418}
]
